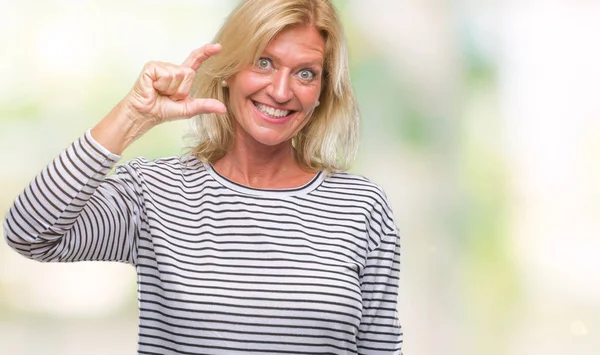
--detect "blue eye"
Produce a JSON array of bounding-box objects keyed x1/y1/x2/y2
[
  {"x1": 256, "y1": 57, "x2": 272, "y2": 70},
  {"x1": 298, "y1": 69, "x2": 315, "y2": 81}
]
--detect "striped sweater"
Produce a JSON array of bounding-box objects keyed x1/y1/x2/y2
[{"x1": 4, "y1": 130, "x2": 403, "y2": 355}]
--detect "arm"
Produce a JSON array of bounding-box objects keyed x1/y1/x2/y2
[
  {"x1": 91, "y1": 43, "x2": 226, "y2": 156},
  {"x1": 3, "y1": 44, "x2": 226, "y2": 263},
  {"x1": 3, "y1": 131, "x2": 142, "y2": 263},
  {"x1": 357, "y1": 233, "x2": 403, "y2": 354}
]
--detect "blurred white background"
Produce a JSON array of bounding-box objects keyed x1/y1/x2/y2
[{"x1": 1, "y1": 1, "x2": 598, "y2": 354}]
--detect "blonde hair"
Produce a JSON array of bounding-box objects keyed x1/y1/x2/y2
[{"x1": 188, "y1": 0, "x2": 359, "y2": 172}]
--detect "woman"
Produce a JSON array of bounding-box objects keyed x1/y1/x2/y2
[{"x1": 4, "y1": 0, "x2": 402, "y2": 354}]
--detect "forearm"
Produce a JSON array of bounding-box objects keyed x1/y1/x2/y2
[
  {"x1": 358, "y1": 234, "x2": 403, "y2": 354},
  {"x1": 90, "y1": 99, "x2": 153, "y2": 155},
  {"x1": 3, "y1": 132, "x2": 121, "y2": 260}
]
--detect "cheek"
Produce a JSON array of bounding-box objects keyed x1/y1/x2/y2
[
  {"x1": 228, "y1": 86, "x2": 253, "y2": 116},
  {"x1": 293, "y1": 102, "x2": 318, "y2": 126},
  {"x1": 228, "y1": 72, "x2": 263, "y2": 100},
  {"x1": 297, "y1": 85, "x2": 321, "y2": 109}
]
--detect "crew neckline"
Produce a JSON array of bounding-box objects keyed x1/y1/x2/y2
[{"x1": 203, "y1": 162, "x2": 325, "y2": 197}]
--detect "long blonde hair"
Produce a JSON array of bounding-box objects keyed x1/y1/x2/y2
[{"x1": 188, "y1": 0, "x2": 359, "y2": 172}]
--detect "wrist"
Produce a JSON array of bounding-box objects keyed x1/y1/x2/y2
[{"x1": 90, "y1": 100, "x2": 152, "y2": 155}]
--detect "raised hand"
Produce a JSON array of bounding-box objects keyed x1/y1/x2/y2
[
  {"x1": 127, "y1": 43, "x2": 227, "y2": 125},
  {"x1": 91, "y1": 44, "x2": 227, "y2": 154}
]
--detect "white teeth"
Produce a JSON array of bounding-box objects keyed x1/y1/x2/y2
[{"x1": 255, "y1": 102, "x2": 291, "y2": 118}]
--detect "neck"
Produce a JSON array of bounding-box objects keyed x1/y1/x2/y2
[{"x1": 213, "y1": 131, "x2": 310, "y2": 189}]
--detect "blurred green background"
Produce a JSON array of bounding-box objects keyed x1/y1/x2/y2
[{"x1": 1, "y1": 1, "x2": 599, "y2": 354}]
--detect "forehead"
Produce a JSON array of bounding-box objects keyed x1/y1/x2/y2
[{"x1": 263, "y1": 26, "x2": 326, "y2": 65}]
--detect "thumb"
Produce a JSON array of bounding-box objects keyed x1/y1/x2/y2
[{"x1": 182, "y1": 98, "x2": 227, "y2": 117}]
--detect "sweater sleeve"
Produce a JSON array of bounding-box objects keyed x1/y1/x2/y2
[
  {"x1": 3, "y1": 130, "x2": 143, "y2": 265},
  {"x1": 357, "y1": 191, "x2": 403, "y2": 354}
]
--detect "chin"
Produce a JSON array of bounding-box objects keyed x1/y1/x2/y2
[{"x1": 250, "y1": 131, "x2": 292, "y2": 147}]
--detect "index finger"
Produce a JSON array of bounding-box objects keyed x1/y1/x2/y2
[{"x1": 181, "y1": 43, "x2": 222, "y2": 71}]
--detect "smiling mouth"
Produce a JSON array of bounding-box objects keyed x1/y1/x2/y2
[{"x1": 253, "y1": 101, "x2": 295, "y2": 119}]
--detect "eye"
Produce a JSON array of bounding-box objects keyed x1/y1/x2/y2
[
  {"x1": 298, "y1": 69, "x2": 316, "y2": 81},
  {"x1": 256, "y1": 57, "x2": 272, "y2": 70}
]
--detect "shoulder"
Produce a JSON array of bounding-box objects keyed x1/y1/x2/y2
[
  {"x1": 113, "y1": 154, "x2": 207, "y2": 180},
  {"x1": 125, "y1": 154, "x2": 197, "y2": 168},
  {"x1": 322, "y1": 170, "x2": 392, "y2": 206},
  {"x1": 324, "y1": 170, "x2": 399, "y2": 238}
]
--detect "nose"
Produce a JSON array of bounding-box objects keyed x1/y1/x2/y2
[{"x1": 268, "y1": 70, "x2": 293, "y2": 103}]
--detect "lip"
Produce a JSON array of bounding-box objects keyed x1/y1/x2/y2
[{"x1": 251, "y1": 101, "x2": 297, "y2": 125}]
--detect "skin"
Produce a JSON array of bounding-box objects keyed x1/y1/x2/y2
[
  {"x1": 91, "y1": 44, "x2": 227, "y2": 154},
  {"x1": 214, "y1": 25, "x2": 325, "y2": 188},
  {"x1": 91, "y1": 25, "x2": 325, "y2": 189}
]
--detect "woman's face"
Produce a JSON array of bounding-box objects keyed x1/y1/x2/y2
[{"x1": 226, "y1": 25, "x2": 325, "y2": 147}]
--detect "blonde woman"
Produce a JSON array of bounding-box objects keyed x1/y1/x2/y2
[{"x1": 4, "y1": 0, "x2": 402, "y2": 354}]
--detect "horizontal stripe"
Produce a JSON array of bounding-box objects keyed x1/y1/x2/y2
[{"x1": 3, "y1": 130, "x2": 403, "y2": 354}]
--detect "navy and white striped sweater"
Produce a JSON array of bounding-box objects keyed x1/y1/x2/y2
[{"x1": 4, "y1": 130, "x2": 402, "y2": 355}]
